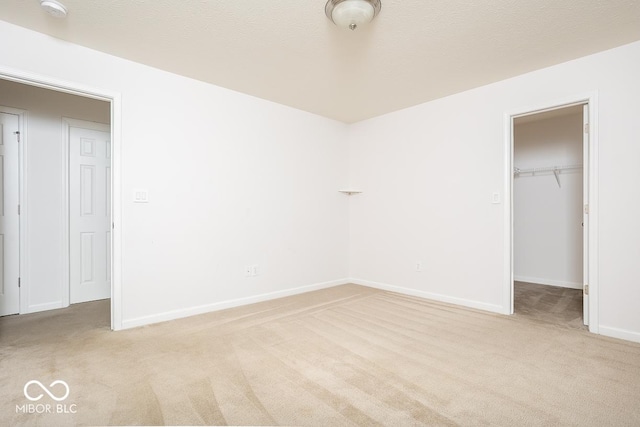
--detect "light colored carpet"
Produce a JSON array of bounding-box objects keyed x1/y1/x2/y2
[
  {"x1": 514, "y1": 281, "x2": 586, "y2": 330},
  {"x1": 1, "y1": 284, "x2": 640, "y2": 426}
]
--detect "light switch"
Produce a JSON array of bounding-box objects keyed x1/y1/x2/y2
[
  {"x1": 492, "y1": 192, "x2": 501, "y2": 204},
  {"x1": 133, "y1": 189, "x2": 149, "y2": 203}
]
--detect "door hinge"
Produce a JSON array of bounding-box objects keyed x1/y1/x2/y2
[
  {"x1": 584, "y1": 123, "x2": 589, "y2": 133},
  {"x1": 584, "y1": 284, "x2": 589, "y2": 296},
  {"x1": 18, "y1": 204, "x2": 20, "y2": 215},
  {"x1": 18, "y1": 277, "x2": 21, "y2": 288},
  {"x1": 584, "y1": 204, "x2": 589, "y2": 214}
]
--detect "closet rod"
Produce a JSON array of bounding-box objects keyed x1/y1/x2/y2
[
  {"x1": 513, "y1": 164, "x2": 583, "y2": 176},
  {"x1": 514, "y1": 164, "x2": 582, "y2": 188}
]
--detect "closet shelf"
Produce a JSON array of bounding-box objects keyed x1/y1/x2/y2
[
  {"x1": 513, "y1": 164, "x2": 583, "y2": 175},
  {"x1": 338, "y1": 190, "x2": 363, "y2": 196},
  {"x1": 514, "y1": 164, "x2": 583, "y2": 188}
]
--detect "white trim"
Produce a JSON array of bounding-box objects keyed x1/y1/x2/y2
[
  {"x1": 18, "y1": 111, "x2": 27, "y2": 314},
  {"x1": 599, "y1": 326, "x2": 640, "y2": 344},
  {"x1": 351, "y1": 278, "x2": 504, "y2": 314},
  {"x1": 504, "y1": 92, "x2": 599, "y2": 333},
  {"x1": 502, "y1": 110, "x2": 514, "y2": 315},
  {"x1": 121, "y1": 279, "x2": 348, "y2": 330},
  {"x1": 586, "y1": 93, "x2": 599, "y2": 333},
  {"x1": 61, "y1": 121, "x2": 69, "y2": 308},
  {"x1": 0, "y1": 65, "x2": 123, "y2": 331},
  {"x1": 110, "y1": 96, "x2": 122, "y2": 331},
  {"x1": 514, "y1": 276, "x2": 582, "y2": 290},
  {"x1": 0, "y1": 68, "x2": 115, "y2": 104},
  {"x1": 25, "y1": 301, "x2": 64, "y2": 314},
  {"x1": 61, "y1": 118, "x2": 110, "y2": 310}
]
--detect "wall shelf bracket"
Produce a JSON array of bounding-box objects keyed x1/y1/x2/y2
[{"x1": 338, "y1": 190, "x2": 363, "y2": 196}]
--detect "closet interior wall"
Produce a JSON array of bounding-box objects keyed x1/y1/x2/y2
[{"x1": 513, "y1": 109, "x2": 584, "y2": 289}]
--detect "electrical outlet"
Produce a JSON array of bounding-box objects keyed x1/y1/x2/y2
[
  {"x1": 416, "y1": 262, "x2": 423, "y2": 272},
  {"x1": 245, "y1": 265, "x2": 260, "y2": 277}
]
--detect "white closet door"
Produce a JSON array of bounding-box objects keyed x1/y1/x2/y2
[
  {"x1": 0, "y1": 112, "x2": 20, "y2": 316},
  {"x1": 70, "y1": 125, "x2": 111, "y2": 304}
]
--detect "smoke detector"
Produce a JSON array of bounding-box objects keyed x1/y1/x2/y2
[{"x1": 40, "y1": 0, "x2": 67, "y2": 18}]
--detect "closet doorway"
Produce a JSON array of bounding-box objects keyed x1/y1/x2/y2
[
  {"x1": 506, "y1": 96, "x2": 598, "y2": 333},
  {"x1": 0, "y1": 68, "x2": 122, "y2": 330},
  {"x1": 0, "y1": 79, "x2": 111, "y2": 316}
]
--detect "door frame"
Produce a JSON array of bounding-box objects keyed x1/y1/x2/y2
[
  {"x1": 0, "y1": 65, "x2": 123, "y2": 331},
  {"x1": 503, "y1": 92, "x2": 599, "y2": 334},
  {"x1": 62, "y1": 118, "x2": 111, "y2": 308},
  {"x1": 0, "y1": 106, "x2": 26, "y2": 315}
]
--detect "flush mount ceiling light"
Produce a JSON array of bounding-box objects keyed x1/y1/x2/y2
[
  {"x1": 40, "y1": 0, "x2": 67, "y2": 18},
  {"x1": 325, "y1": 0, "x2": 381, "y2": 31}
]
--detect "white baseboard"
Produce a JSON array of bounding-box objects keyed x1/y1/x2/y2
[
  {"x1": 599, "y1": 325, "x2": 640, "y2": 344},
  {"x1": 514, "y1": 275, "x2": 582, "y2": 290},
  {"x1": 25, "y1": 301, "x2": 64, "y2": 314},
  {"x1": 350, "y1": 278, "x2": 505, "y2": 314},
  {"x1": 121, "y1": 278, "x2": 348, "y2": 330}
]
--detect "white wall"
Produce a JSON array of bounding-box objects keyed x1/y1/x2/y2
[
  {"x1": 349, "y1": 40, "x2": 640, "y2": 342},
  {"x1": 513, "y1": 112, "x2": 583, "y2": 289},
  {"x1": 0, "y1": 79, "x2": 110, "y2": 312},
  {"x1": 0, "y1": 20, "x2": 350, "y2": 328},
  {"x1": 3, "y1": 19, "x2": 640, "y2": 344}
]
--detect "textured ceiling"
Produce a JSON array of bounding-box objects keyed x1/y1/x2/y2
[{"x1": 1, "y1": 1, "x2": 639, "y2": 123}]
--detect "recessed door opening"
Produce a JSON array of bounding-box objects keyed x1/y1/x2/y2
[
  {"x1": 506, "y1": 96, "x2": 598, "y2": 334},
  {"x1": 0, "y1": 77, "x2": 114, "y2": 329}
]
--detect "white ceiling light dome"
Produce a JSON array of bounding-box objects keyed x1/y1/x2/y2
[
  {"x1": 325, "y1": 0, "x2": 382, "y2": 31},
  {"x1": 40, "y1": 0, "x2": 67, "y2": 18}
]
